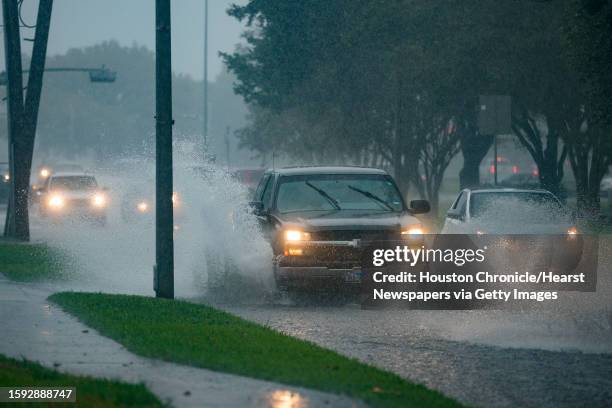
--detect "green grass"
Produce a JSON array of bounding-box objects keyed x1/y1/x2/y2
[
  {"x1": 0, "y1": 243, "x2": 71, "y2": 282},
  {"x1": 0, "y1": 354, "x2": 165, "y2": 407},
  {"x1": 50, "y1": 292, "x2": 463, "y2": 408}
]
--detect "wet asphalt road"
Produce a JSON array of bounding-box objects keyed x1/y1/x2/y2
[
  {"x1": 217, "y1": 237, "x2": 612, "y2": 408},
  {"x1": 220, "y1": 305, "x2": 612, "y2": 408}
]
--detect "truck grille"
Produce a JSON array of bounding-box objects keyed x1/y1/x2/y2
[
  {"x1": 311, "y1": 229, "x2": 398, "y2": 242},
  {"x1": 70, "y1": 198, "x2": 90, "y2": 208},
  {"x1": 282, "y1": 229, "x2": 399, "y2": 268}
]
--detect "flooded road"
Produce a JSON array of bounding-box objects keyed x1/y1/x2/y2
[
  {"x1": 218, "y1": 304, "x2": 612, "y2": 408},
  {"x1": 216, "y1": 238, "x2": 612, "y2": 408}
]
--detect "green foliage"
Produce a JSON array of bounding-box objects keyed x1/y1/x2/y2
[
  {"x1": 563, "y1": 0, "x2": 612, "y2": 125},
  {"x1": 51, "y1": 292, "x2": 464, "y2": 408},
  {"x1": 225, "y1": 0, "x2": 612, "y2": 212},
  {"x1": 0, "y1": 354, "x2": 165, "y2": 407},
  {"x1": 223, "y1": 1, "x2": 575, "y2": 207}
]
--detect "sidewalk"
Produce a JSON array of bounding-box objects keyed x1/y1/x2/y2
[{"x1": 0, "y1": 275, "x2": 363, "y2": 408}]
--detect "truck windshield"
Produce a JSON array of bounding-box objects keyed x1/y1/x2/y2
[
  {"x1": 50, "y1": 176, "x2": 98, "y2": 191},
  {"x1": 276, "y1": 174, "x2": 404, "y2": 213}
]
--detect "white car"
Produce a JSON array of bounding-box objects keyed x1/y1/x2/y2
[
  {"x1": 440, "y1": 188, "x2": 584, "y2": 274},
  {"x1": 441, "y1": 188, "x2": 577, "y2": 235}
]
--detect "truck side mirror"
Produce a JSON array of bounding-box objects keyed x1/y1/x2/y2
[
  {"x1": 248, "y1": 200, "x2": 265, "y2": 215},
  {"x1": 410, "y1": 199, "x2": 430, "y2": 214}
]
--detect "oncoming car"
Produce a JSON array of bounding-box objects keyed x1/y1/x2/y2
[
  {"x1": 0, "y1": 162, "x2": 9, "y2": 202},
  {"x1": 121, "y1": 187, "x2": 181, "y2": 223},
  {"x1": 39, "y1": 173, "x2": 109, "y2": 225},
  {"x1": 248, "y1": 166, "x2": 430, "y2": 292}
]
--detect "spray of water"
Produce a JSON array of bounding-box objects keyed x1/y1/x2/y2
[
  {"x1": 32, "y1": 142, "x2": 274, "y2": 300},
  {"x1": 439, "y1": 193, "x2": 612, "y2": 352}
]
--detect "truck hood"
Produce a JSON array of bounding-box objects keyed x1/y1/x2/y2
[
  {"x1": 275, "y1": 210, "x2": 420, "y2": 231},
  {"x1": 468, "y1": 219, "x2": 575, "y2": 235}
]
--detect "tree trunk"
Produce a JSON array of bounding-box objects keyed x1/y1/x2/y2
[
  {"x1": 567, "y1": 126, "x2": 610, "y2": 218},
  {"x1": 512, "y1": 112, "x2": 567, "y2": 198}
]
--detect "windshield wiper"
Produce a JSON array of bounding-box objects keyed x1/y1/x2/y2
[
  {"x1": 347, "y1": 185, "x2": 395, "y2": 211},
  {"x1": 305, "y1": 181, "x2": 341, "y2": 210}
]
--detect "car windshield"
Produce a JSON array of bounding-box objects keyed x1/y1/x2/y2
[
  {"x1": 470, "y1": 192, "x2": 569, "y2": 223},
  {"x1": 276, "y1": 174, "x2": 404, "y2": 213},
  {"x1": 50, "y1": 176, "x2": 97, "y2": 191}
]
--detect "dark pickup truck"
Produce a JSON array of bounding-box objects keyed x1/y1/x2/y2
[{"x1": 250, "y1": 166, "x2": 430, "y2": 291}]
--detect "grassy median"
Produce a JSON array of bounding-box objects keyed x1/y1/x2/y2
[
  {"x1": 0, "y1": 243, "x2": 70, "y2": 282},
  {"x1": 0, "y1": 354, "x2": 165, "y2": 407},
  {"x1": 50, "y1": 292, "x2": 463, "y2": 408}
]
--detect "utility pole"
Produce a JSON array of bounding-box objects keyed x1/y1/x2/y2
[
  {"x1": 203, "y1": 0, "x2": 208, "y2": 152},
  {"x1": 224, "y1": 126, "x2": 230, "y2": 172},
  {"x1": 154, "y1": 0, "x2": 174, "y2": 299}
]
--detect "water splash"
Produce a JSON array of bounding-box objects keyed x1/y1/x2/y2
[{"x1": 32, "y1": 143, "x2": 273, "y2": 299}]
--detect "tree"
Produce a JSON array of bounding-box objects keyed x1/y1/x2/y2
[
  {"x1": 512, "y1": 109, "x2": 568, "y2": 196},
  {"x1": 224, "y1": 0, "x2": 467, "y2": 210},
  {"x1": 17, "y1": 41, "x2": 246, "y2": 162},
  {"x1": 224, "y1": 0, "x2": 609, "y2": 215},
  {"x1": 561, "y1": 0, "x2": 612, "y2": 215},
  {"x1": 563, "y1": 0, "x2": 612, "y2": 124},
  {"x1": 564, "y1": 117, "x2": 612, "y2": 214}
]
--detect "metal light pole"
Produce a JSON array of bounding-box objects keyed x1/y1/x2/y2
[
  {"x1": 203, "y1": 0, "x2": 208, "y2": 151},
  {"x1": 478, "y1": 95, "x2": 512, "y2": 187},
  {"x1": 224, "y1": 126, "x2": 230, "y2": 172},
  {"x1": 154, "y1": 0, "x2": 174, "y2": 299}
]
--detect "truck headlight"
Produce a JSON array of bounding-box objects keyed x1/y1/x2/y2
[
  {"x1": 401, "y1": 223, "x2": 424, "y2": 238},
  {"x1": 48, "y1": 195, "x2": 64, "y2": 209},
  {"x1": 92, "y1": 193, "x2": 107, "y2": 208},
  {"x1": 285, "y1": 230, "x2": 311, "y2": 242}
]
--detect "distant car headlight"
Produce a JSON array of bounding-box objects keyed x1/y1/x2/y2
[
  {"x1": 285, "y1": 230, "x2": 311, "y2": 242},
  {"x1": 48, "y1": 195, "x2": 64, "y2": 209},
  {"x1": 567, "y1": 226, "x2": 578, "y2": 236},
  {"x1": 2, "y1": 174, "x2": 9, "y2": 182},
  {"x1": 137, "y1": 201, "x2": 149, "y2": 213},
  {"x1": 401, "y1": 223, "x2": 425, "y2": 238},
  {"x1": 92, "y1": 193, "x2": 107, "y2": 208}
]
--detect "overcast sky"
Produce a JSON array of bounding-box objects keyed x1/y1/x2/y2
[{"x1": 1, "y1": 0, "x2": 248, "y2": 80}]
